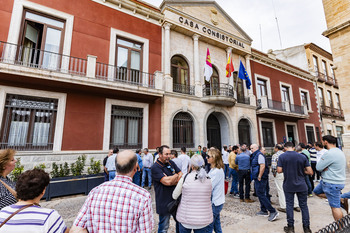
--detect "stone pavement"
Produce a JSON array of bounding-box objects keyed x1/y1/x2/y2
[{"x1": 41, "y1": 172, "x2": 350, "y2": 233}]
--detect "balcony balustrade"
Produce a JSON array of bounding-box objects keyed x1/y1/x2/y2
[
  {"x1": 173, "y1": 83, "x2": 195, "y2": 95},
  {"x1": 316, "y1": 72, "x2": 326, "y2": 82},
  {"x1": 201, "y1": 84, "x2": 235, "y2": 106},
  {"x1": 237, "y1": 96, "x2": 250, "y2": 105},
  {"x1": 321, "y1": 105, "x2": 344, "y2": 119},
  {"x1": 325, "y1": 75, "x2": 335, "y2": 86}
]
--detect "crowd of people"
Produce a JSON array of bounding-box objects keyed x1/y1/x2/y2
[{"x1": 0, "y1": 134, "x2": 348, "y2": 233}]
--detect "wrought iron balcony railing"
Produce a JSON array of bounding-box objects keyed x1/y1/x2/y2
[
  {"x1": 267, "y1": 99, "x2": 286, "y2": 111},
  {"x1": 202, "y1": 84, "x2": 234, "y2": 97},
  {"x1": 316, "y1": 72, "x2": 326, "y2": 82},
  {"x1": 237, "y1": 96, "x2": 250, "y2": 105},
  {"x1": 290, "y1": 103, "x2": 305, "y2": 114},
  {"x1": 173, "y1": 83, "x2": 195, "y2": 95}
]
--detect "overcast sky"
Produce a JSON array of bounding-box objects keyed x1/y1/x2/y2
[{"x1": 144, "y1": 0, "x2": 331, "y2": 53}]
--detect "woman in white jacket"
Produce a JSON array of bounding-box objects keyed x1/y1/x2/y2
[{"x1": 173, "y1": 155, "x2": 213, "y2": 233}]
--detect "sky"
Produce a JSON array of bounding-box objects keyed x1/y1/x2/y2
[{"x1": 144, "y1": 0, "x2": 332, "y2": 53}]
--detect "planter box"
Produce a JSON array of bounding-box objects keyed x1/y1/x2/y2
[{"x1": 42, "y1": 174, "x2": 104, "y2": 201}]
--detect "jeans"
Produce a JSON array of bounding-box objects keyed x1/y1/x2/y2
[
  {"x1": 104, "y1": 171, "x2": 109, "y2": 182},
  {"x1": 238, "y1": 170, "x2": 251, "y2": 199},
  {"x1": 158, "y1": 214, "x2": 171, "y2": 233},
  {"x1": 255, "y1": 179, "x2": 276, "y2": 213},
  {"x1": 313, "y1": 180, "x2": 345, "y2": 208},
  {"x1": 133, "y1": 171, "x2": 141, "y2": 186},
  {"x1": 224, "y1": 164, "x2": 229, "y2": 179},
  {"x1": 284, "y1": 191, "x2": 309, "y2": 227},
  {"x1": 142, "y1": 167, "x2": 152, "y2": 187},
  {"x1": 207, "y1": 204, "x2": 223, "y2": 233},
  {"x1": 229, "y1": 168, "x2": 238, "y2": 194},
  {"x1": 109, "y1": 171, "x2": 116, "y2": 181},
  {"x1": 179, "y1": 223, "x2": 208, "y2": 233},
  {"x1": 305, "y1": 175, "x2": 312, "y2": 195},
  {"x1": 311, "y1": 162, "x2": 320, "y2": 180}
]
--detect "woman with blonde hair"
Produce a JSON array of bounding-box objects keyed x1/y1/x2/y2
[
  {"x1": 172, "y1": 154, "x2": 212, "y2": 232},
  {"x1": 0, "y1": 149, "x2": 17, "y2": 210},
  {"x1": 207, "y1": 148, "x2": 225, "y2": 233}
]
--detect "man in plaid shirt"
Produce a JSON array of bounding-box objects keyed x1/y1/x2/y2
[{"x1": 71, "y1": 150, "x2": 154, "y2": 233}]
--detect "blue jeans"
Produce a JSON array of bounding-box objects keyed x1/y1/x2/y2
[
  {"x1": 341, "y1": 191, "x2": 350, "y2": 199},
  {"x1": 142, "y1": 167, "x2": 152, "y2": 187},
  {"x1": 229, "y1": 168, "x2": 238, "y2": 194},
  {"x1": 238, "y1": 170, "x2": 251, "y2": 199},
  {"x1": 179, "y1": 222, "x2": 208, "y2": 233},
  {"x1": 255, "y1": 179, "x2": 276, "y2": 213},
  {"x1": 285, "y1": 191, "x2": 309, "y2": 227},
  {"x1": 104, "y1": 171, "x2": 109, "y2": 182},
  {"x1": 305, "y1": 175, "x2": 312, "y2": 195},
  {"x1": 207, "y1": 204, "x2": 223, "y2": 233},
  {"x1": 108, "y1": 171, "x2": 116, "y2": 181},
  {"x1": 224, "y1": 164, "x2": 229, "y2": 179},
  {"x1": 133, "y1": 171, "x2": 141, "y2": 186},
  {"x1": 313, "y1": 180, "x2": 345, "y2": 208},
  {"x1": 158, "y1": 214, "x2": 171, "y2": 233}
]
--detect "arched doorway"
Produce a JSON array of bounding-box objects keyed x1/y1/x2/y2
[
  {"x1": 206, "y1": 112, "x2": 230, "y2": 149},
  {"x1": 238, "y1": 119, "x2": 251, "y2": 146}
]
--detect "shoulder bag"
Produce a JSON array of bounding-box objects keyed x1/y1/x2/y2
[{"x1": 167, "y1": 173, "x2": 189, "y2": 221}]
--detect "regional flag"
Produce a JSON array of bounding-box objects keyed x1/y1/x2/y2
[
  {"x1": 204, "y1": 48, "x2": 213, "y2": 82},
  {"x1": 238, "y1": 60, "x2": 251, "y2": 89},
  {"x1": 226, "y1": 54, "x2": 234, "y2": 78}
]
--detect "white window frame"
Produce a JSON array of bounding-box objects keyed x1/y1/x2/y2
[
  {"x1": 284, "y1": 122, "x2": 299, "y2": 144},
  {"x1": 0, "y1": 86, "x2": 66, "y2": 151},
  {"x1": 103, "y1": 99, "x2": 149, "y2": 150},
  {"x1": 304, "y1": 123, "x2": 317, "y2": 143},
  {"x1": 258, "y1": 117, "x2": 277, "y2": 148},
  {"x1": 7, "y1": 0, "x2": 74, "y2": 59},
  {"x1": 254, "y1": 74, "x2": 272, "y2": 99},
  {"x1": 299, "y1": 88, "x2": 313, "y2": 113},
  {"x1": 279, "y1": 82, "x2": 294, "y2": 104}
]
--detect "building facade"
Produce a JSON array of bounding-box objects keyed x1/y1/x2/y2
[
  {"x1": 274, "y1": 43, "x2": 346, "y2": 146},
  {"x1": 0, "y1": 0, "x2": 163, "y2": 169},
  {"x1": 250, "y1": 49, "x2": 321, "y2": 148}
]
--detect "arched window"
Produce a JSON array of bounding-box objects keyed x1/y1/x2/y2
[
  {"x1": 205, "y1": 65, "x2": 219, "y2": 87},
  {"x1": 173, "y1": 112, "x2": 194, "y2": 148},
  {"x1": 171, "y1": 56, "x2": 189, "y2": 85},
  {"x1": 238, "y1": 119, "x2": 251, "y2": 146}
]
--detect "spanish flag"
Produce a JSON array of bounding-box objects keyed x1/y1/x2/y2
[{"x1": 226, "y1": 54, "x2": 234, "y2": 78}]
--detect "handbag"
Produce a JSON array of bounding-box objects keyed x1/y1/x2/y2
[{"x1": 167, "y1": 173, "x2": 189, "y2": 221}]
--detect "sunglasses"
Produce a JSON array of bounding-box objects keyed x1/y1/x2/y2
[{"x1": 206, "y1": 155, "x2": 212, "y2": 158}]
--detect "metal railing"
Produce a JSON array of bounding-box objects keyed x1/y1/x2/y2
[
  {"x1": 237, "y1": 96, "x2": 250, "y2": 105},
  {"x1": 267, "y1": 99, "x2": 286, "y2": 111},
  {"x1": 95, "y1": 62, "x2": 155, "y2": 88},
  {"x1": 316, "y1": 72, "x2": 327, "y2": 82},
  {"x1": 322, "y1": 105, "x2": 344, "y2": 118},
  {"x1": 332, "y1": 108, "x2": 344, "y2": 118},
  {"x1": 326, "y1": 75, "x2": 335, "y2": 85},
  {"x1": 202, "y1": 84, "x2": 234, "y2": 97},
  {"x1": 173, "y1": 83, "x2": 195, "y2": 95},
  {"x1": 0, "y1": 41, "x2": 87, "y2": 76},
  {"x1": 317, "y1": 214, "x2": 350, "y2": 233},
  {"x1": 290, "y1": 103, "x2": 305, "y2": 114}
]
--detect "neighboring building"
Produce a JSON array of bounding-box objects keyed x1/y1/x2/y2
[
  {"x1": 322, "y1": 0, "x2": 350, "y2": 166},
  {"x1": 159, "y1": 0, "x2": 258, "y2": 149},
  {"x1": 274, "y1": 43, "x2": 346, "y2": 146},
  {"x1": 250, "y1": 49, "x2": 321, "y2": 148},
  {"x1": 0, "y1": 0, "x2": 163, "y2": 169}
]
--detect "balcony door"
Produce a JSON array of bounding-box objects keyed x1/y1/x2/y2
[{"x1": 205, "y1": 66, "x2": 219, "y2": 95}]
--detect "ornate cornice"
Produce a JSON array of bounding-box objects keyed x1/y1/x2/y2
[{"x1": 322, "y1": 20, "x2": 350, "y2": 37}]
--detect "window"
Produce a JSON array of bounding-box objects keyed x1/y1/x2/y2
[
  {"x1": 322, "y1": 60, "x2": 328, "y2": 77},
  {"x1": 336, "y1": 126, "x2": 344, "y2": 147},
  {"x1": 237, "y1": 78, "x2": 244, "y2": 99},
  {"x1": 261, "y1": 121, "x2": 274, "y2": 147},
  {"x1": 281, "y1": 86, "x2": 290, "y2": 102},
  {"x1": 110, "y1": 106, "x2": 143, "y2": 149},
  {"x1": 318, "y1": 88, "x2": 324, "y2": 106},
  {"x1": 313, "y1": 56, "x2": 319, "y2": 73},
  {"x1": 306, "y1": 126, "x2": 315, "y2": 144},
  {"x1": 238, "y1": 119, "x2": 251, "y2": 146},
  {"x1": 116, "y1": 37, "x2": 143, "y2": 83},
  {"x1": 335, "y1": 93, "x2": 341, "y2": 109},
  {"x1": 204, "y1": 66, "x2": 220, "y2": 95},
  {"x1": 300, "y1": 91, "x2": 309, "y2": 110},
  {"x1": 316, "y1": 127, "x2": 321, "y2": 142},
  {"x1": 173, "y1": 112, "x2": 194, "y2": 148},
  {"x1": 0, "y1": 94, "x2": 58, "y2": 150},
  {"x1": 330, "y1": 65, "x2": 336, "y2": 79},
  {"x1": 327, "y1": 90, "x2": 333, "y2": 108},
  {"x1": 171, "y1": 55, "x2": 189, "y2": 86},
  {"x1": 19, "y1": 10, "x2": 65, "y2": 69},
  {"x1": 257, "y1": 79, "x2": 267, "y2": 98}
]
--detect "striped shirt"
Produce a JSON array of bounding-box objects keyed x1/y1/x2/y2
[
  {"x1": 0, "y1": 205, "x2": 67, "y2": 233},
  {"x1": 73, "y1": 175, "x2": 154, "y2": 233},
  {"x1": 0, "y1": 177, "x2": 16, "y2": 210}
]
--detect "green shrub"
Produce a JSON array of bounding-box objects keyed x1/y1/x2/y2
[
  {"x1": 71, "y1": 155, "x2": 86, "y2": 176},
  {"x1": 34, "y1": 163, "x2": 46, "y2": 170},
  {"x1": 88, "y1": 158, "x2": 101, "y2": 175},
  {"x1": 51, "y1": 162, "x2": 60, "y2": 178},
  {"x1": 10, "y1": 158, "x2": 24, "y2": 181}
]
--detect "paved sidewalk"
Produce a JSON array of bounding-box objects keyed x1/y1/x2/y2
[{"x1": 41, "y1": 172, "x2": 350, "y2": 232}]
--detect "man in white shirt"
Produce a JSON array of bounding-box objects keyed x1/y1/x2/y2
[
  {"x1": 105, "y1": 148, "x2": 119, "y2": 180},
  {"x1": 222, "y1": 146, "x2": 229, "y2": 179},
  {"x1": 178, "y1": 147, "x2": 191, "y2": 174},
  {"x1": 142, "y1": 148, "x2": 153, "y2": 189}
]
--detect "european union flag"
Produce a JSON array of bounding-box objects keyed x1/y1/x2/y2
[{"x1": 238, "y1": 60, "x2": 251, "y2": 89}]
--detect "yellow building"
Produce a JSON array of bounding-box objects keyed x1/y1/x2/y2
[{"x1": 322, "y1": 0, "x2": 350, "y2": 167}]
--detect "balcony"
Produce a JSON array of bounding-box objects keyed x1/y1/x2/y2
[
  {"x1": 257, "y1": 96, "x2": 308, "y2": 119},
  {"x1": 0, "y1": 41, "x2": 163, "y2": 96},
  {"x1": 334, "y1": 79, "x2": 339, "y2": 88},
  {"x1": 321, "y1": 105, "x2": 344, "y2": 119},
  {"x1": 201, "y1": 84, "x2": 236, "y2": 106},
  {"x1": 173, "y1": 83, "x2": 195, "y2": 95},
  {"x1": 325, "y1": 75, "x2": 335, "y2": 86},
  {"x1": 237, "y1": 96, "x2": 250, "y2": 105},
  {"x1": 316, "y1": 72, "x2": 326, "y2": 82}
]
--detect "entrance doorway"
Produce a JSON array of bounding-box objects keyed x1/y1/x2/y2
[
  {"x1": 207, "y1": 114, "x2": 221, "y2": 149},
  {"x1": 286, "y1": 125, "x2": 296, "y2": 144},
  {"x1": 238, "y1": 119, "x2": 251, "y2": 145}
]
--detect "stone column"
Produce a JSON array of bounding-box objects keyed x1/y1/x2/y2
[
  {"x1": 193, "y1": 34, "x2": 202, "y2": 97},
  {"x1": 163, "y1": 22, "x2": 173, "y2": 92}
]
